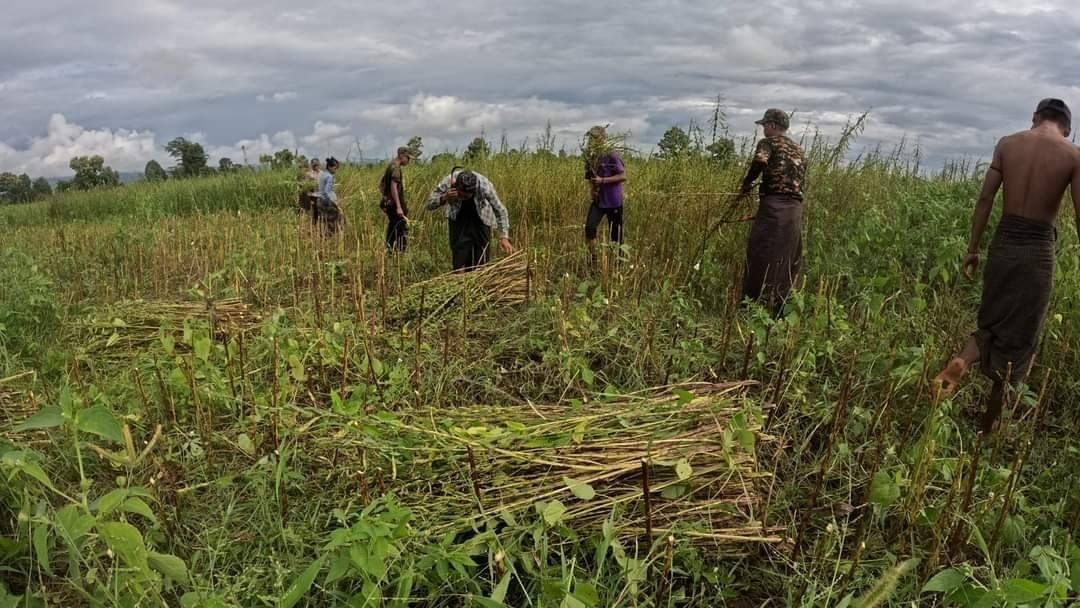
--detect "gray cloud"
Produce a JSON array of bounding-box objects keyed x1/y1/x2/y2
[{"x1": 2, "y1": 0, "x2": 1078, "y2": 176}]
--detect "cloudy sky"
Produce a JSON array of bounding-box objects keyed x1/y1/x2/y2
[{"x1": 2, "y1": 0, "x2": 1078, "y2": 177}]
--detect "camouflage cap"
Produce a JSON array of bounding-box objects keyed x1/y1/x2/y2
[
  {"x1": 755, "y1": 108, "x2": 790, "y2": 130},
  {"x1": 397, "y1": 146, "x2": 415, "y2": 158}
]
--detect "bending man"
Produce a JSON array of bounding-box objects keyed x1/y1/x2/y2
[
  {"x1": 583, "y1": 126, "x2": 627, "y2": 266},
  {"x1": 934, "y1": 98, "x2": 1080, "y2": 434},
  {"x1": 425, "y1": 168, "x2": 514, "y2": 271}
]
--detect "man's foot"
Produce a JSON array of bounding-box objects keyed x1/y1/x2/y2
[{"x1": 932, "y1": 358, "x2": 968, "y2": 400}]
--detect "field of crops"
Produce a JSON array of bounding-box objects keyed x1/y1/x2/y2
[{"x1": 1, "y1": 135, "x2": 1078, "y2": 607}]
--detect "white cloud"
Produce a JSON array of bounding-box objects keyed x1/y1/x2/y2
[
  {"x1": 256, "y1": 91, "x2": 298, "y2": 103},
  {"x1": 0, "y1": 115, "x2": 379, "y2": 176}
]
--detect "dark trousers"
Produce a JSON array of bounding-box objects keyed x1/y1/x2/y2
[
  {"x1": 742, "y1": 194, "x2": 802, "y2": 310},
  {"x1": 317, "y1": 203, "x2": 340, "y2": 237},
  {"x1": 585, "y1": 202, "x2": 624, "y2": 244},
  {"x1": 449, "y1": 221, "x2": 490, "y2": 271},
  {"x1": 385, "y1": 207, "x2": 408, "y2": 252}
]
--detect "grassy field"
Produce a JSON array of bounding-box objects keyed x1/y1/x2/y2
[{"x1": 1, "y1": 134, "x2": 1078, "y2": 607}]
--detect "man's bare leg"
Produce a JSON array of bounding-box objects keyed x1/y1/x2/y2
[{"x1": 933, "y1": 337, "x2": 981, "y2": 399}]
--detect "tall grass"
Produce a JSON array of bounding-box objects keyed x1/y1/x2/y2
[{"x1": 1, "y1": 136, "x2": 1078, "y2": 607}]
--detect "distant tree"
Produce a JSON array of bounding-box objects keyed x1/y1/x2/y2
[
  {"x1": 144, "y1": 160, "x2": 168, "y2": 182},
  {"x1": 68, "y1": 156, "x2": 121, "y2": 190},
  {"x1": 165, "y1": 137, "x2": 210, "y2": 178},
  {"x1": 430, "y1": 152, "x2": 457, "y2": 165},
  {"x1": 406, "y1": 136, "x2": 424, "y2": 161},
  {"x1": 218, "y1": 157, "x2": 238, "y2": 173},
  {"x1": 656, "y1": 126, "x2": 692, "y2": 159},
  {"x1": 258, "y1": 149, "x2": 297, "y2": 171},
  {"x1": 464, "y1": 136, "x2": 491, "y2": 162},
  {"x1": 31, "y1": 177, "x2": 52, "y2": 199},
  {"x1": 706, "y1": 138, "x2": 736, "y2": 164},
  {"x1": 0, "y1": 172, "x2": 33, "y2": 203}
]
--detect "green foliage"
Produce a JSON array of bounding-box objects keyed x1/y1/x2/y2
[
  {"x1": 0, "y1": 248, "x2": 59, "y2": 360},
  {"x1": 464, "y1": 136, "x2": 491, "y2": 162},
  {"x1": 406, "y1": 136, "x2": 424, "y2": 160},
  {"x1": 259, "y1": 148, "x2": 298, "y2": 171},
  {"x1": 656, "y1": 126, "x2": 693, "y2": 159},
  {"x1": 63, "y1": 155, "x2": 121, "y2": 191},
  {"x1": 144, "y1": 159, "x2": 168, "y2": 182},
  {"x1": 166, "y1": 137, "x2": 211, "y2": 178}
]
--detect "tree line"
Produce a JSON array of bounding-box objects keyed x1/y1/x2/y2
[{"x1": 2, "y1": 121, "x2": 739, "y2": 205}]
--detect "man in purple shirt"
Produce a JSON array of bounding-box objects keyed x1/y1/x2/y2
[{"x1": 583, "y1": 126, "x2": 627, "y2": 265}]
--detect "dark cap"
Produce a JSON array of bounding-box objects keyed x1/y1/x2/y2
[
  {"x1": 397, "y1": 146, "x2": 415, "y2": 158},
  {"x1": 755, "y1": 108, "x2": 790, "y2": 130},
  {"x1": 1035, "y1": 98, "x2": 1071, "y2": 125},
  {"x1": 454, "y1": 169, "x2": 478, "y2": 193}
]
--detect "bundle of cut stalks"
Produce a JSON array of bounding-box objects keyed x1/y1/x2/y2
[
  {"x1": 385, "y1": 251, "x2": 531, "y2": 326},
  {"x1": 327, "y1": 382, "x2": 784, "y2": 554},
  {"x1": 76, "y1": 297, "x2": 260, "y2": 355}
]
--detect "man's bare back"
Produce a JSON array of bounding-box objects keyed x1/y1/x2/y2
[{"x1": 993, "y1": 127, "x2": 1080, "y2": 224}]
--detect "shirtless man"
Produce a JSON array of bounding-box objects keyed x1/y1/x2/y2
[{"x1": 934, "y1": 98, "x2": 1080, "y2": 433}]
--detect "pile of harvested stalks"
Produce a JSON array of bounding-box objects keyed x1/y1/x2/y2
[
  {"x1": 324, "y1": 382, "x2": 784, "y2": 553},
  {"x1": 385, "y1": 251, "x2": 532, "y2": 326},
  {"x1": 75, "y1": 297, "x2": 260, "y2": 355}
]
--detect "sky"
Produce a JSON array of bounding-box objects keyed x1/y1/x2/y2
[{"x1": 2, "y1": 0, "x2": 1079, "y2": 177}]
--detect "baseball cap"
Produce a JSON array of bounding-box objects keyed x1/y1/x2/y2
[
  {"x1": 454, "y1": 170, "x2": 479, "y2": 193},
  {"x1": 397, "y1": 146, "x2": 415, "y2": 158},
  {"x1": 755, "y1": 108, "x2": 790, "y2": 130},
  {"x1": 1035, "y1": 98, "x2": 1071, "y2": 126}
]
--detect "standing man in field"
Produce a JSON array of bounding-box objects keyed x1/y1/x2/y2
[
  {"x1": 317, "y1": 157, "x2": 343, "y2": 237},
  {"x1": 425, "y1": 168, "x2": 514, "y2": 271},
  {"x1": 583, "y1": 126, "x2": 627, "y2": 267},
  {"x1": 379, "y1": 147, "x2": 413, "y2": 252},
  {"x1": 934, "y1": 99, "x2": 1080, "y2": 434},
  {"x1": 737, "y1": 108, "x2": 807, "y2": 312}
]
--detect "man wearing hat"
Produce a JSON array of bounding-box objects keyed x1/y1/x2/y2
[
  {"x1": 380, "y1": 146, "x2": 414, "y2": 252},
  {"x1": 425, "y1": 167, "x2": 514, "y2": 270},
  {"x1": 934, "y1": 98, "x2": 1080, "y2": 434},
  {"x1": 737, "y1": 108, "x2": 807, "y2": 311}
]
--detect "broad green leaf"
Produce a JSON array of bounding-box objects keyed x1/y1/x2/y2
[
  {"x1": 279, "y1": 556, "x2": 325, "y2": 608},
  {"x1": 106, "y1": 332, "x2": 121, "y2": 348},
  {"x1": 572, "y1": 582, "x2": 599, "y2": 607},
  {"x1": 148, "y1": 552, "x2": 189, "y2": 584},
  {"x1": 15, "y1": 460, "x2": 58, "y2": 492},
  {"x1": 580, "y1": 367, "x2": 594, "y2": 387},
  {"x1": 32, "y1": 524, "x2": 51, "y2": 575},
  {"x1": 542, "y1": 500, "x2": 568, "y2": 526},
  {"x1": 237, "y1": 434, "x2": 254, "y2": 455},
  {"x1": 922, "y1": 568, "x2": 965, "y2": 594},
  {"x1": 352, "y1": 580, "x2": 382, "y2": 607},
  {"x1": 869, "y1": 470, "x2": 900, "y2": 507},
  {"x1": 96, "y1": 489, "x2": 128, "y2": 516},
  {"x1": 1071, "y1": 558, "x2": 1079, "y2": 595},
  {"x1": 288, "y1": 355, "x2": 306, "y2": 382},
  {"x1": 673, "y1": 389, "x2": 694, "y2": 404},
  {"x1": 1003, "y1": 578, "x2": 1046, "y2": 604},
  {"x1": 560, "y1": 594, "x2": 587, "y2": 608},
  {"x1": 194, "y1": 337, "x2": 211, "y2": 362},
  {"x1": 324, "y1": 553, "x2": 352, "y2": 586},
  {"x1": 98, "y1": 521, "x2": 148, "y2": 570},
  {"x1": 661, "y1": 484, "x2": 689, "y2": 500},
  {"x1": 55, "y1": 505, "x2": 94, "y2": 543},
  {"x1": 490, "y1": 571, "x2": 511, "y2": 603},
  {"x1": 675, "y1": 459, "x2": 693, "y2": 481},
  {"x1": 736, "y1": 429, "x2": 756, "y2": 453},
  {"x1": 564, "y1": 477, "x2": 596, "y2": 501},
  {"x1": 76, "y1": 407, "x2": 123, "y2": 445},
  {"x1": 12, "y1": 406, "x2": 63, "y2": 432},
  {"x1": 120, "y1": 497, "x2": 158, "y2": 524}
]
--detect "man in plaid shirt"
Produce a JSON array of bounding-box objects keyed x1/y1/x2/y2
[{"x1": 426, "y1": 168, "x2": 515, "y2": 270}]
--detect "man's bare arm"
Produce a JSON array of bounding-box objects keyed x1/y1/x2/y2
[
  {"x1": 1071, "y1": 153, "x2": 1080, "y2": 240},
  {"x1": 967, "y1": 143, "x2": 1005, "y2": 254}
]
